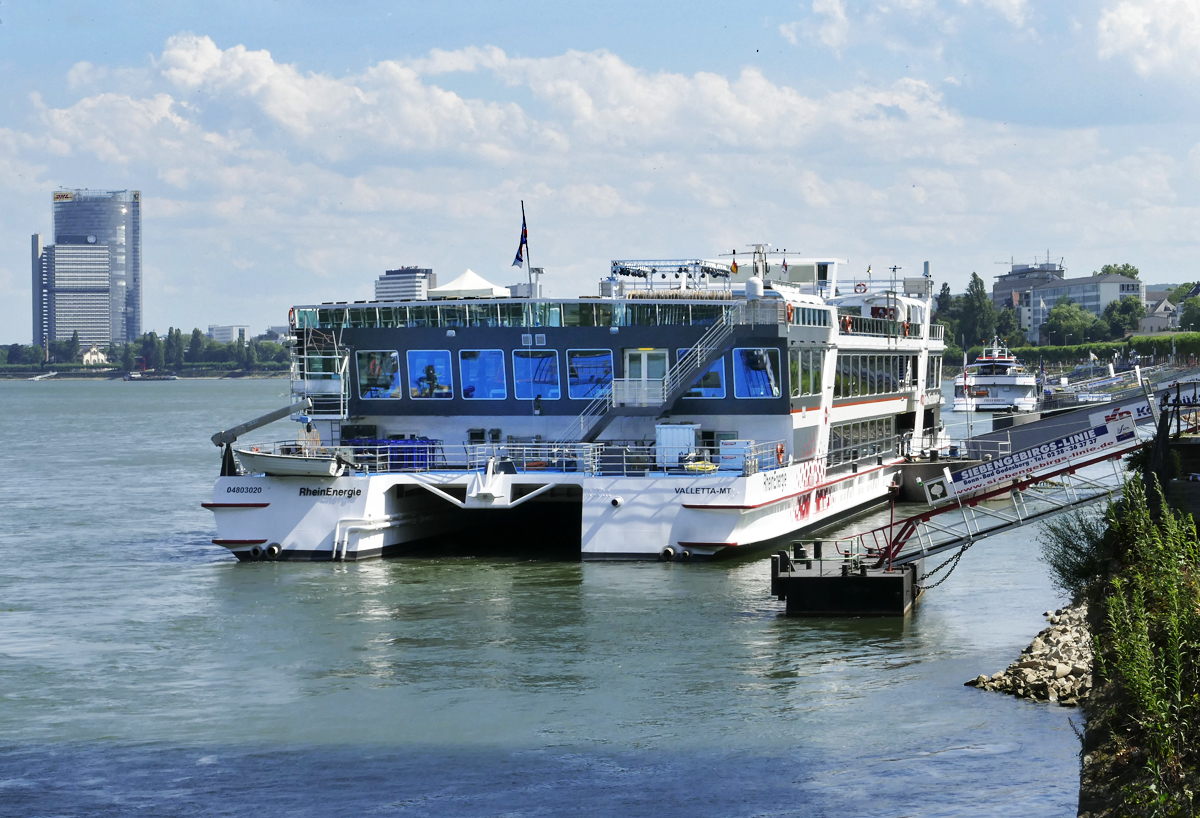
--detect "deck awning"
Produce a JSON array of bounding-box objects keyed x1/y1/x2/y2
[{"x1": 428, "y1": 269, "x2": 510, "y2": 299}]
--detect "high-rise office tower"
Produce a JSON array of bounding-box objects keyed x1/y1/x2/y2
[
  {"x1": 32, "y1": 189, "x2": 142, "y2": 347},
  {"x1": 375, "y1": 267, "x2": 435, "y2": 301}
]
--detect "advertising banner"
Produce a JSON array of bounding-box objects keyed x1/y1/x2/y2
[{"x1": 925, "y1": 421, "x2": 1140, "y2": 505}]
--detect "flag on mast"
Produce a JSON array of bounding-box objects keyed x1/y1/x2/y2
[
  {"x1": 511, "y1": 209, "x2": 529, "y2": 267},
  {"x1": 730, "y1": 250, "x2": 738, "y2": 276},
  {"x1": 782, "y1": 256, "x2": 788, "y2": 273}
]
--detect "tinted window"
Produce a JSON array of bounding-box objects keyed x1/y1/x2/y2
[
  {"x1": 732, "y1": 348, "x2": 781, "y2": 399},
  {"x1": 459, "y1": 349, "x2": 507, "y2": 400},
  {"x1": 357, "y1": 350, "x2": 402, "y2": 400},
  {"x1": 566, "y1": 349, "x2": 613, "y2": 399},
  {"x1": 512, "y1": 350, "x2": 561, "y2": 400},
  {"x1": 678, "y1": 348, "x2": 725, "y2": 399},
  {"x1": 407, "y1": 350, "x2": 453, "y2": 399}
]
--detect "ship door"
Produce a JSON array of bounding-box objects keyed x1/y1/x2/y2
[{"x1": 624, "y1": 349, "x2": 669, "y2": 382}]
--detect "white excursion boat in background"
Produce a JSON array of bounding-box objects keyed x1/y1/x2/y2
[
  {"x1": 953, "y1": 337, "x2": 1037, "y2": 413},
  {"x1": 205, "y1": 246, "x2": 948, "y2": 562}
]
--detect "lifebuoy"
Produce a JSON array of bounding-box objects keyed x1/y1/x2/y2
[
  {"x1": 786, "y1": 304, "x2": 794, "y2": 323},
  {"x1": 776, "y1": 444, "x2": 786, "y2": 466},
  {"x1": 854, "y1": 282, "x2": 867, "y2": 294}
]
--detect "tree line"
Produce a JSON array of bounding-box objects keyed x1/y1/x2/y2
[{"x1": 1, "y1": 328, "x2": 290, "y2": 371}]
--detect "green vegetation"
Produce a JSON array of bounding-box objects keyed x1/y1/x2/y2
[
  {"x1": 1180, "y1": 297, "x2": 1200, "y2": 334},
  {"x1": 2, "y1": 328, "x2": 290, "y2": 374},
  {"x1": 1095, "y1": 262, "x2": 1140, "y2": 280},
  {"x1": 933, "y1": 271, "x2": 999, "y2": 349},
  {"x1": 1084, "y1": 478, "x2": 1200, "y2": 814}
]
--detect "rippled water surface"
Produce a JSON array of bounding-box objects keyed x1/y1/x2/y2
[{"x1": 0, "y1": 380, "x2": 1077, "y2": 816}]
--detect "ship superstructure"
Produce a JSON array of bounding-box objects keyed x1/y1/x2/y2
[
  {"x1": 207, "y1": 247, "x2": 947, "y2": 561},
  {"x1": 953, "y1": 337, "x2": 1037, "y2": 412}
]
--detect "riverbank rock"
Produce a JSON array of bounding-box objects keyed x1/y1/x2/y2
[{"x1": 964, "y1": 603, "x2": 1092, "y2": 706}]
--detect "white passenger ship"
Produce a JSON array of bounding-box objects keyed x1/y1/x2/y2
[
  {"x1": 952, "y1": 337, "x2": 1037, "y2": 413},
  {"x1": 206, "y1": 247, "x2": 947, "y2": 561}
]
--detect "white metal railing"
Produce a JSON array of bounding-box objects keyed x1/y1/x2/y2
[
  {"x1": 233, "y1": 438, "x2": 801, "y2": 477},
  {"x1": 611, "y1": 378, "x2": 665, "y2": 407}
]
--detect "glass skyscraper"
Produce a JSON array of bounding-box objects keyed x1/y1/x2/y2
[{"x1": 32, "y1": 189, "x2": 142, "y2": 347}]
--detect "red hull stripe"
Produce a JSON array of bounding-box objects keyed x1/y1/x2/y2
[
  {"x1": 211, "y1": 539, "x2": 268, "y2": 545},
  {"x1": 202, "y1": 502, "x2": 270, "y2": 509},
  {"x1": 681, "y1": 461, "x2": 895, "y2": 510}
]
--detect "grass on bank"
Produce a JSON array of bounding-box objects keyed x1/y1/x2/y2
[{"x1": 1041, "y1": 477, "x2": 1200, "y2": 816}]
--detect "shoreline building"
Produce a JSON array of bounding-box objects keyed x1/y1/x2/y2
[
  {"x1": 375, "y1": 267, "x2": 436, "y2": 301},
  {"x1": 31, "y1": 189, "x2": 142, "y2": 347},
  {"x1": 991, "y1": 258, "x2": 1145, "y2": 343}
]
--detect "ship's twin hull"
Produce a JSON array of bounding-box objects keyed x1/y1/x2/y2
[{"x1": 208, "y1": 458, "x2": 902, "y2": 562}]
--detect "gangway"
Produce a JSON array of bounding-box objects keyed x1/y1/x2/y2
[{"x1": 771, "y1": 395, "x2": 1200, "y2": 615}]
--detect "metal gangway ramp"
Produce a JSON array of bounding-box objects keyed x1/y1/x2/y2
[{"x1": 813, "y1": 398, "x2": 1200, "y2": 581}]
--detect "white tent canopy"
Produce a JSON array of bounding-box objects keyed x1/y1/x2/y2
[{"x1": 428, "y1": 269, "x2": 510, "y2": 299}]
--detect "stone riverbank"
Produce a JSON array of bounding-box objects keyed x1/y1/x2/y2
[{"x1": 966, "y1": 603, "x2": 1093, "y2": 706}]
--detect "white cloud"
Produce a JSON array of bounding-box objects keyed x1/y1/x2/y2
[
  {"x1": 1, "y1": 33, "x2": 1198, "y2": 341},
  {"x1": 1098, "y1": 0, "x2": 1200, "y2": 74},
  {"x1": 973, "y1": 0, "x2": 1029, "y2": 27},
  {"x1": 813, "y1": 0, "x2": 851, "y2": 49}
]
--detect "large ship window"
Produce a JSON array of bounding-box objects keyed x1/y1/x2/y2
[
  {"x1": 468, "y1": 305, "x2": 499, "y2": 327},
  {"x1": 567, "y1": 349, "x2": 614, "y2": 399},
  {"x1": 691, "y1": 305, "x2": 724, "y2": 326},
  {"x1": 408, "y1": 305, "x2": 437, "y2": 328},
  {"x1": 659, "y1": 304, "x2": 689, "y2": 326},
  {"x1": 513, "y1": 350, "x2": 561, "y2": 400},
  {"x1": 440, "y1": 305, "x2": 466, "y2": 327},
  {"x1": 789, "y1": 348, "x2": 821, "y2": 397},
  {"x1": 499, "y1": 303, "x2": 525, "y2": 327},
  {"x1": 563, "y1": 304, "x2": 597, "y2": 327},
  {"x1": 357, "y1": 350, "x2": 402, "y2": 400},
  {"x1": 732, "y1": 348, "x2": 782, "y2": 399},
  {"x1": 627, "y1": 304, "x2": 656, "y2": 326},
  {"x1": 678, "y1": 348, "x2": 725, "y2": 399},
  {"x1": 827, "y1": 416, "x2": 896, "y2": 466},
  {"x1": 459, "y1": 349, "x2": 507, "y2": 400},
  {"x1": 407, "y1": 350, "x2": 453, "y2": 399}
]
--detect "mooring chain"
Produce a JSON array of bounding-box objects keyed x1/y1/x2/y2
[{"x1": 916, "y1": 538, "x2": 976, "y2": 591}]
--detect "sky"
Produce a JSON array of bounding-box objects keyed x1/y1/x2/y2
[{"x1": 4, "y1": 0, "x2": 1200, "y2": 342}]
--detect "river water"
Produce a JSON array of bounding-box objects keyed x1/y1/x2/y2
[{"x1": 0, "y1": 380, "x2": 1078, "y2": 816}]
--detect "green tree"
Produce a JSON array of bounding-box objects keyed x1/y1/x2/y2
[
  {"x1": 232, "y1": 340, "x2": 247, "y2": 368},
  {"x1": 1168, "y1": 283, "x2": 1196, "y2": 306},
  {"x1": 171, "y1": 329, "x2": 185, "y2": 369},
  {"x1": 1095, "y1": 262, "x2": 1139, "y2": 279},
  {"x1": 67, "y1": 330, "x2": 80, "y2": 362},
  {"x1": 959, "y1": 272, "x2": 996, "y2": 347},
  {"x1": 163, "y1": 327, "x2": 177, "y2": 368},
  {"x1": 995, "y1": 306, "x2": 1021, "y2": 342},
  {"x1": 1043, "y1": 298, "x2": 1099, "y2": 345},
  {"x1": 936, "y1": 282, "x2": 952, "y2": 313},
  {"x1": 188, "y1": 328, "x2": 204, "y2": 363},
  {"x1": 6, "y1": 343, "x2": 20, "y2": 365},
  {"x1": 1102, "y1": 295, "x2": 1147, "y2": 338},
  {"x1": 245, "y1": 340, "x2": 258, "y2": 370},
  {"x1": 121, "y1": 343, "x2": 135, "y2": 372},
  {"x1": 1180, "y1": 296, "x2": 1200, "y2": 333}
]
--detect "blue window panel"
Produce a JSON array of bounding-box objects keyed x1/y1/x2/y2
[
  {"x1": 566, "y1": 349, "x2": 613, "y2": 399},
  {"x1": 512, "y1": 350, "x2": 561, "y2": 400},
  {"x1": 357, "y1": 350, "x2": 403, "y2": 400},
  {"x1": 459, "y1": 349, "x2": 507, "y2": 400},
  {"x1": 407, "y1": 350, "x2": 453, "y2": 399},
  {"x1": 677, "y1": 348, "x2": 725, "y2": 399},
  {"x1": 733, "y1": 348, "x2": 782, "y2": 399}
]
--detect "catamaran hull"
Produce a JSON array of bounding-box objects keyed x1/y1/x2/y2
[{"x1": 206, "y1": 457, "x2": 903, "y2": 562}]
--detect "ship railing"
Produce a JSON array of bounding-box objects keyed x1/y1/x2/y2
[
  {"x1": 466, "y1": 443, "x2": 602, "y2": 474},
  {"x1": 611, "y1": 378, "x2": 665, "y2": 407},
  {"x1": 595, "y1": 440, "x2": 789, "y2": 476},
  {"x1": 836, "y1": 312, "x2": 919, "y2": 339},
  {"x1": 929, "y1": 324, "x2": 945, "y2": 341}
]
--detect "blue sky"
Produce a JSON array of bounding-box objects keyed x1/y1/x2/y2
[{"x1": 3, "y1": 0, "x2": 1200, "y2": 341}]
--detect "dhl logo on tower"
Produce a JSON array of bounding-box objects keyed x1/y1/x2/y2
[{"x1": 53, "y1": 192, "x2": 73, "y2": 202}]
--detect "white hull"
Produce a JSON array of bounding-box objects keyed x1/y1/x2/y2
[{"x1": 206, "y1": 456, "x2": 903, "y2": 562}]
